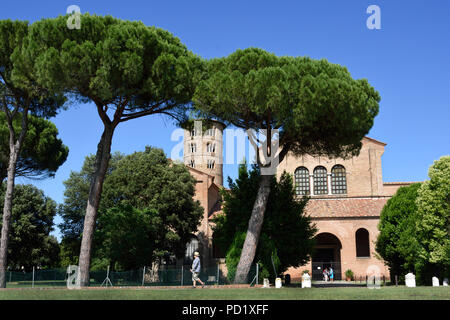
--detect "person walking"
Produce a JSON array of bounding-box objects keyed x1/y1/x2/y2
[{"x1": 190, "y1": 251, "x2": 205, "y2": 288}]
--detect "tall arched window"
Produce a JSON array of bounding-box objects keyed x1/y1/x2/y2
[
  {"x1": 294, "y1": 167, "x2": 310, "y2": 195},
  {"x1": 205, "y1": 128, "x2": 215, "y2": 137},
  {"x1": 206, "y1": 142, "x2": 215, "y2": 153},
  {"x1": 207, "y1": 159, "x2": 215, "y2": 169},
  {"x1": 331, "y1": 165, "x2": 347, "y2": 194},
  {"x1": 190, "y1": 143, "x2": 196, "y2": 153},
  {"x1": 313, "y1": 166, "x2": 328, "y2": 195},
  {"x1": 184, "y1": 237, "x2": 199, "y2": 264},
  {"x1": 189, "y1": 159, "x2": 195, "y2": 168},
  {"x1": 355, "y1": 228, "x2": 370, "y2": 257}
]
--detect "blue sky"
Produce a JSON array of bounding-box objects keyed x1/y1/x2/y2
[{"x1": 2, "y1": 0, "x2": 449, "y2": 240}]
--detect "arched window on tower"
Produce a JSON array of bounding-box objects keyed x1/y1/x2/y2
[
  {"x1": 294, "y1": 167, "x2": 310, "y2": 196},
  {"x1": 313, "y1": 166, "x2": 328, "y2": 195},
  {"x1": 331, "y1": 165, "x2": 347, "y2": 194},
  {"x1": 205, "y1": 128, "x2": 215, "y2": 137},
  {"x1": 190, "y1": 143, "x2": 196, "y2": 153},
  {"x1": 355, "y1": 228, "x2": 370, "y2": 257},
  {"x1": 189, "y1": 159, "x2": 195, "y2": 168},
  {"x1": 206, "y1": 142, "x2": 215, "y2": 153},
  {"x1": 207, "y1": 159, "x2": 215, "y2": 169}
]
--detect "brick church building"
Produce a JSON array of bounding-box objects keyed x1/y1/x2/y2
[{"x1": 182, "y1": 121, "x2": 413, "y2": 281}]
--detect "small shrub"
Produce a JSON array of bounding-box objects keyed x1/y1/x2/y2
[{"x1": 345, "y1": 269, "x2": 354, "y2": 280}]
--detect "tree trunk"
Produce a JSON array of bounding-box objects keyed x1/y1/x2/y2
[
  {"x1": 0, "y1": 146, "x2": 19, "y2": 288},
  {"x1": 234, "y1": 174, "x2": 272, "y2": 284},
  {"x1": 0, "y1": 107, "x2": 29, "y2": 288},
  {"x1": 78, "y1": 125, "x2": 115, "y2": 287}
]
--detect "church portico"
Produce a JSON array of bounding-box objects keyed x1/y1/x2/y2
[{"x1": 287, "y1": 215, "x2": 389, "y2": 281}]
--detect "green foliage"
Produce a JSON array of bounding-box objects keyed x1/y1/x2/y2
[
  {"x1": 0, "y1": 20, "x2": 66, "y2": 287},
  {"x1": 377, "y1": 156, "x2": 450, "y2": 285},
  {"x1": 100, "y1": 146, "x2": 203, "y2": 262},
  {"x1": 19, "y1": 14, "x2": 203, "y2": 122},
  {"x1": 224, "y1": 231, "x2": 246, "y2": 283},
  {"x1": 193, "y1": 48, "x2": 380, "y2": 160},
  {"x1": 345, "y1": 269, "x2": 354, "y2": 280},
  {"x1": 0, "y1": 184, "x2": 60, "y2": 270},
  {"x1": 376, "y1": 183, "x2": 422, "y2": 281},
  {"x1": 1, "y1": 19, "x2": 66, "y2": 118},
  {"x1": 95, "y1": 205, "x2": 155, "y2": 270},
  {"x1": 0, "y1": 112, "x2": 68, "y2": 181},
  {"x1": 414, "y1": 156, "x2": 450, "y2": 284},
  {"x1": 59, "y1": 147, "x2": 203, "y2": 269},
  {"x1": 58, "y1": 152, "x2": 124, "y2": 261},
  {"x1": 214, "y1": 163, "x2": 316, "y2": 282}
]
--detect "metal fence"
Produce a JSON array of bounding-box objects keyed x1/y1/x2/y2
[{"x1": 5, "y1": 264, "x2": 258, "y2": 288}]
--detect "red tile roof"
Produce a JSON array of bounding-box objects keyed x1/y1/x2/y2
[
  {"x1": 305, "y1": 197, "x2": 388, "y2": 218},
  {"x1": 208, "y1": 201, "x2": 223, "y2": 220},
  {"x1": 383, "y1": 182, "x2": 419, "y2": 185},
  {"x1": 208, "y1": 197, "x2": 388, "y2": 220}
]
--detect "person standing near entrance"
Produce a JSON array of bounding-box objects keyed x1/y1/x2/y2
[
  {"x1": 323, "y1": 268, "x2": 328, "y2": 282},
  {"x1": 190, "y1": 252, "x2": 205, "y2": 288},
  {"x1": 329, "y1": 267, "x2": 334, "y2": 282}
]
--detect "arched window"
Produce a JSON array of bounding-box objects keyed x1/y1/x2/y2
[
  {"x1": 207, "y1": 159, "x2": 215, "y2": 169},
  {"x1": 313, "y1": 166, "x2": 328, "y2": 195},
  {"x1": 190, "y1": 143, "x2": 196, "y2": 153},
  {"x1": 206, "y1": 142, "x2": 215, "y2": 153},
  {"x1": 355, "y1": 228, "x2": 370, "y2": 257},
  {"x1": 294, "y1": 167, "x2": 310, "y2": 195},
  {"x1": 184, "y1": 237, "x2": 199, "y2": 264},
  {"x1": 205, "y1": 128, "x2": 215, "y2": 137},
  {"x1": 331, "y1": 165, "x2": 347, "y2": 194},
  {"x1": 190, "y1": 128, "x2": 197, "y2": 137},
  {"x1": 189, "y1": 159, "x2": 195, "y2": 168}
]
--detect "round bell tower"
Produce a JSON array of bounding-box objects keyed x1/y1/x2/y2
[{"x1": 183, "y1": 120, "x2": 224, "y2": 186}]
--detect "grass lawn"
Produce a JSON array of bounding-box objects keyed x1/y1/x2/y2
[{"x1": 0, "y1": 286, "x2": 449, "y2": 300}]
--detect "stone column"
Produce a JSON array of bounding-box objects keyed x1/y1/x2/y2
[
  {"x1": 327, "y1": 173, "x2": 332, "y2": 195},
  {"x1": 309, "y1": 174, "x2": 314, "y2": 195}
]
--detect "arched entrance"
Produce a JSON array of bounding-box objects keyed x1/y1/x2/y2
[{"x1": 311, "y1": 232, "x2": 342, "y2": 280}]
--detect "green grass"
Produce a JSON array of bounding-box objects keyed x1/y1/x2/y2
[{"x1": 0, "y1": 286, "x2": 449, "y2": 300}]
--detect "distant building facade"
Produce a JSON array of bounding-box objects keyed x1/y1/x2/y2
[{"x1": 182, "y1": 123, "x2": 412, "y2": 281}]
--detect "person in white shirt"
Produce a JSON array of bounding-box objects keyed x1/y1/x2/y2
[{"x1": 190, "y1": 251, "x2": 205, "y2": 288}]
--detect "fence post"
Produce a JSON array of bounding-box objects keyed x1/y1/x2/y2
[
  {"x1": 181, "y1": 266, "x2": 184, "y2": 286},
  {"x1": 9, "y1": 271, "x2": 11, "y2": 283},
  {"x1": 256, "y1": 263, "x2": 259, "y2": 286},
  {"x1": 216, "y1": 263, "x2": 219, "y2": 285},
  {"x1": 142, "y1": 266, "x2": 146, "y2": 286},
  {"x1": 32, "y1": 267, "x2": 35, "y2": 288}
]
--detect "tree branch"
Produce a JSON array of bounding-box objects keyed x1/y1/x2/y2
[
  {"x1": 119, "y1": 102, "x2": 177, "y2": 123},
  {"x1": 94, "y1": 100, "x2": 112, "y2": 126}
]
